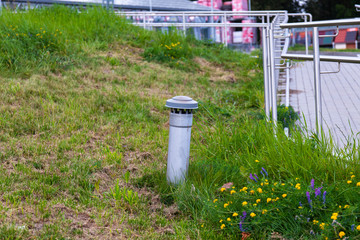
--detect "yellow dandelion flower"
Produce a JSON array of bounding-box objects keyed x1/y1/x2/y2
[
  {"x1": 339, "y1": 205, "x2": 342, "y2": 208},
  {"x1": 265, "y1": 182, "x2": 269, "y2": 186},
  {"x1": 313, "y1": 220, "x2": 319, "y2": 224},
  {"x1": 242, "y1": 187, "x2": 248, "y2": 191},
  {"x1": 347, "y1": 180, "x2": 352, "y2": 184},
  {"x1": 242, "y1": 201, "x2": 248, "y2": 206},
  {"x1": 267, "y1": 198, "x2": 271, "y2": 203},
  {"x1": 219, "y1": 219, "x2": 223, "y2": 223},
  {"x1": 262, "y1": 209, "x2": 267, "y2": 214},
  {"x1": 230, "y1": 190, "x2": 236, "y2": 195},
  {"x1": 344, "y1": 205, "x2": 350, "y2": 209},
  {"x1": 213, "y1": 199, "x2": 218, "y2": 203},
  {"x1": 232, "y1": 186, "x2": 235, "y2": 189},
  {"x1": 256, "y1": 199, "x2": 261, "y2": 203},
  {"x1": 227, "y1": 218, "x2": 231, "y2": 221},
  {"x1": 351, "y1": 175, "x2": 355, "y2": 179},
  {"x1": 250, "y1": 212, "x2": 256, "y2": 218},
  {"x1": 255, "y1": 160, "x2": 259, "y2": 163},
  {"x1": 224, "y1": 203, "x2": 229, "y2": 208},
  {"x1": 282, "y1": 194, "x2": 287, "y2": 198},
  {"x1": 319, "y1": 223, "x2": 325, "y2": 230},
  {"x1": 357, "y1": 225, "x2": 360, "y2": 231},
  {"x1": 253, "y1": 203, "x2": 257, "y2": 206},
  {"x1": 261, "y1": 183, "x2": 263, "y2": 186},
  {"x1": 257, "y1": 188, "x2": 263, "y2": 193},
  {"x1": 220, "y1": 188, "x2": 226, "y2": 192},
  {"x1": 281, "y1": 183, "x2": 285, "y2": 186},
  {"x1": 220, "y1": 224, "x2": 225, "y2": 229},
  {"x1": 201, "y1": 224, "x2": 204, "y2": 227},
  {"x1": 357, "y1": 182, "x2": 360, "y2": 187},
  {"x1": 339, "y1": 231, "x2": 345, "y2": 238},
  {"x1": 298, "y1": 206, "x2": 303, "y2": 209},
  {"x1": 233, "y1": 212, "x2": 238, "y2": 217},
  {"x1": 249, "y1": 190, "x2": 255, "y2": 194},
  {"x1": 296, "y1": 178, "x2": 299, "y2": 180}
]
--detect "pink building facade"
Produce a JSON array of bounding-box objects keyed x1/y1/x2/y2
[{"x1": 196, "y1": 0, "x2": 256, "y2": 45}]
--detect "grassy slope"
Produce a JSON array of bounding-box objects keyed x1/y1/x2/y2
[
  {"x1": 0, "y1": 6, "x2": 265, "y2": 239},
  {"x1": 0, "y1": 6, "x2": 360, "y2": 240}
]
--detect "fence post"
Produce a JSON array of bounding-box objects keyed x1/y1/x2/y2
[
  {"x1": 269, "y1": 23, "x2": 277, "y2": 129},
  {"x1": 224, "y1": 12, "x2": 228, "y2": 47},
  {"x1": 313, "y1": 27, "x2": 322, "y2": 135},
  {"x1": 304, "y1": 16, "x2": 309, "y2": 55},
  {"x1": 143, "y1": 12, "x2": 146, "y2": 29},
  {"x1": 182, "y1": 13, "x2": 186, "y2": 36},
  {"x1": 262, "y1": 26, "x2": 270, "y2": 119}
]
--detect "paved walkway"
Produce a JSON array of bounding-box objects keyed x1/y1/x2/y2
[{"x1": 286, "y1": 61, "x2": 360, "y2": 147}]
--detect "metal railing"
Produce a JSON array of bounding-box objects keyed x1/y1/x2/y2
[
  {"x1": 280, "y1": 18, "x2": 360, "y2": 136},
  {"x1": 121, "y1": 11, "x2": 310, "y2": 47},
  {"x1": 122, "y1": 11, "x2": 311, "y2": 134}
]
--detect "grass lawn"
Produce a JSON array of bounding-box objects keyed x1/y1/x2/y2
[{"x1": 0, "y1": 6, "x2": 360, "y2": 240}]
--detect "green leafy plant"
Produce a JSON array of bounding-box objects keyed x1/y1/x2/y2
[
  {"x1": 108, "y1": 179, "x2": 140, "y2": 208},
  {"x1": 277, "y1": 104, "x2": 299, "y2": 128}
]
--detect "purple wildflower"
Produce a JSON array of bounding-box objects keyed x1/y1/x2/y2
[
  {"x1": 254, "y1": 174, "x2": 259, "y2": 181},
  {"x1": 261, "y1": 167, "x2": 268, "y2": 177},
  {"x1": 239, "y1": 221, "x2": 245, "y2": 231},
  {"x1": 315, "y1": 187, "x2": 323, "y2": 198},
  {"x1": 310, "y1": 179, "x2": 315, "y2": 190},
  {"x1": 249, "y1": 173, "x2": 257, "y2": 182},
  {"x1": 306, "y1": 191, "x2": 312, "y2": 209},
  {"x1": 299, "y1": 201, "x2": 302, "y2": 207},
  {"x1": 242, "y1": 211, "x2": 247, "y2": 219},
  {"x1": 238, "y1": 211, "x2": 247, "y2": 231},
  {"x1": 323, "y1": 191, "x2": 327, "y2": 204},
  {"x1": 351, "y1": 224, "x2": 355, "y2": 231},
  {"x1": 260, "y1": 170, "x2": 265, "y2": 178}
]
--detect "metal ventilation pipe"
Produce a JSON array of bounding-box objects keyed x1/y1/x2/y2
[{"x1": 165, "y1": 96, "x2": 198, "y2": 185}]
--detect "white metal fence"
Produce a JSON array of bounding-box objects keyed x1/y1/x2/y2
[{"x1": 122, "y1": 10, "x2": 311, "y2": 134}]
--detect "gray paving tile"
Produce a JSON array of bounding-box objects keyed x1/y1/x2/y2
[{"x1": 283, "y1": 61, "x2": 360, "y2": 148}]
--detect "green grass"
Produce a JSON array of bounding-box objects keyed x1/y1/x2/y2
[{"x1": 0, "y1": 6, "x2": 359, "y2": 239}]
